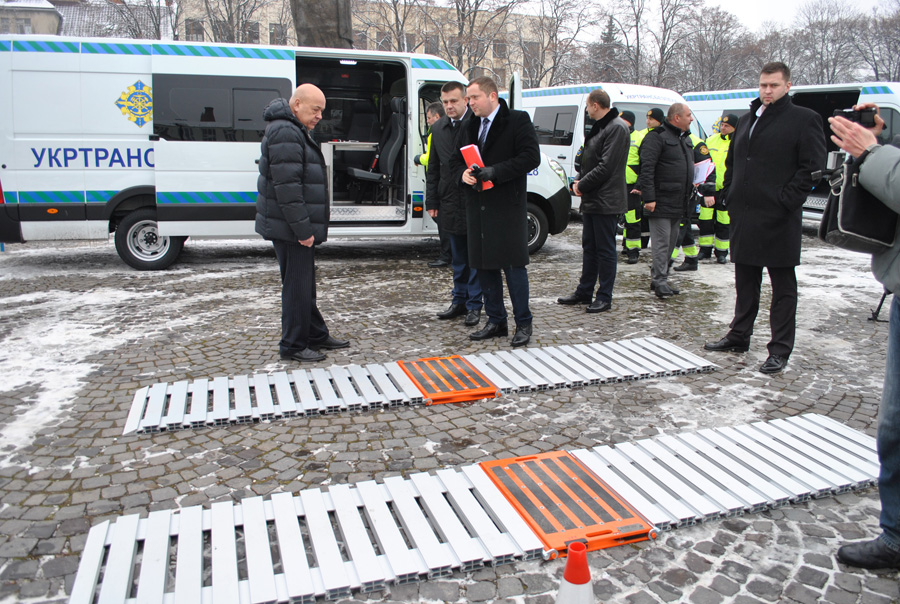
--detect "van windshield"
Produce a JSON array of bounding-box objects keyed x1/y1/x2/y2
[{"x1": 587, "y1": 103, "x2": 708, "y2": 139}]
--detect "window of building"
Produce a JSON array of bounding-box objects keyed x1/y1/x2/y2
[
  {"x1": 524, "y1": 41, "x2": 541, "y2": 75},
  {"x1": 0, "y1": 18, "x2": 9, "y2": 33},
  {"x1": 354, "y1": 31, "x2": 368, "y2": 50},
  {"x1": 376, "y1": 29, "x2": 391, "y2": 51},
  {"x1": 493, "y1": 67, "x2": 506, "y2": 84},
  {"x1": 211, "y1": 20, "x2": 233, "y2": 42},
  {"x1": 404, "y1": 33, "x2": 415, "y2": 52},
  {"x1": 153, "y1": 73, "x2": 292, "y2": 143},
  {"x1": 492, "y1": 41, "x2": 507, "y2": 60},
  {"x1": 269, "y1": 23, "x2": 287, "y2": 45},
  {"x1": 184, "y1": 19, "x2": 204, "y2": 41},
  {"x1": 533, "y1": 105, "x2": 576, "y2": 146},
  {"x1": 8, "y1": 17, "x2": 32, "y2": 34},
  {"x1": 423, "y1": 34, "x2": 438, "y2": 55},
  {"x1": 242, "y1": 21, "x2": 259, "y2": 44}
]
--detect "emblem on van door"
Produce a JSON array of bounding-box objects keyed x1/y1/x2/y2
[{"x1": 115, "y1": 80, "x2": 153, "y2": 128}]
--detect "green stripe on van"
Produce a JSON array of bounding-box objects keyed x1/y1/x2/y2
[
  {"x1": 0, "y1": 41, "x2": 10, "y2": 52},
  {"x1": 82, "y1": 42, "x2": 151, "y2": 56},
  {"x1": 411, "y1": 57, "x2": 455, "y2": 71},
  {"x1": 862, "y1": 85, "x2": 894, "y2": 95},
  {"x1": 152, "y1": 44, "x2": 293, "y2": 60},
  {"x1": 12, "y1": 40, "x2": 79, "y2": 53},
  {"x1": 18, "y1": 191, "x2": 85, "y2": 203},
  {"x1": 3, "y1": 192, "x2": 17, "y2": 204},
  {"x1": 86, "y1": 190, "x2": 117, "y2": 203},
  {"x1": 157, "y1": 191, "x2": 256, "y2": 204}
]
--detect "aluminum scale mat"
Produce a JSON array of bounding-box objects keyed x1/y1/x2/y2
[
  {"x1": 72, "y1": 414, "x2": 878, "y2": 604},
  {"x1": 123, "y1": 337, "x2": 717, "y2": 435}
]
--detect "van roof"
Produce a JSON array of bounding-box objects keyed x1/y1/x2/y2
[
  {"x1": 684, "y1": 82, "x2": 900, "y2": 103},
  {"x1": 0, "y1": 34, "x2": 462, "y2": 73},
  {"x1": 521, "y1": 82, "x2": 683, "y2": 104}
]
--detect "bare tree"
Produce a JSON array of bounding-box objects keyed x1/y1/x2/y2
[
  {"x1": 112, "y1": 0, "x2": 180, "y2": 39},
  {"x1": 854, "y1": 4, "x2": 900, "y2": 81},
  {"x1": 674, "y1": 6, "x2": 757, "y2": 91},
  {"x1": 604, "y1": 0, "x2": 648, "y2": 84},
  {"x1": 508, "y1": 0, "x2": 591, "y2": 87},
  {"x1": 420, "y1": 0, "x2": 523, "y2": 76},
  {"x1": 353, "y1": 0, "x2": 422, "y2": 51},
  {"x1": 793, "y1": 0, "x2": 862, "y2": 84},
  {"x1": 646, "y1": 0, "x2": 702, "y2": 89}
]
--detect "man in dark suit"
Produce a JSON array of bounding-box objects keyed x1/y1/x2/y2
[
  {"x1": 426, "y1": 81, "x2": 482, "y2": 327},
  {"x1": 451, "y1": 76, "x2": 541, "y2": 347},
  {"x1": 704, "y1": 62, "x2": 826, "y2": 374}
]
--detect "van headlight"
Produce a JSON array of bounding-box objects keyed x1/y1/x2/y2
[{"x1": 548, "y1": 158, "x2": 568, "y2": 187}]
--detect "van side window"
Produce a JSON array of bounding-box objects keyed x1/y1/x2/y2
[
  {"x1": 878, "y1": 107, "x2": 899, "y2": 146},
  {"x1": 533, "y1": 105, "x2": 576, "y2": 146},
  {"x1": 154, "y1": 74, "x2": 292, "y2": 143}
]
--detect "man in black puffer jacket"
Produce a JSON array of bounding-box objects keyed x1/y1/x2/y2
[
  {"x1": 638, "y1": 103, "x2": 696, "y2": 298},
  {"x1": 256, "y1": 84, "x2": 349, "y2": 363},
  {"x1": 558, "y1": 88, "x2": 629, "y2": 313}
]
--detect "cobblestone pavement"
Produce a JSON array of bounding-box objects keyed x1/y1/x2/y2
[{"x1": 0, "y1": 220, "x2": 897, "y2": 603}]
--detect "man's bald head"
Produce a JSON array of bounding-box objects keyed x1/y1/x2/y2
[{"x1": 290, "y1": 84, "x2": 326, "y2": 130}]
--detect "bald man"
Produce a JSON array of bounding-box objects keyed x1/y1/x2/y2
[{"x1": 256, "y1": 84, "x2": 349, "y2": 363}]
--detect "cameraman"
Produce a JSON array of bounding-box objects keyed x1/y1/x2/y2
[{"x1": 830, "y1": 103, "x2": 900, "y2": 570}]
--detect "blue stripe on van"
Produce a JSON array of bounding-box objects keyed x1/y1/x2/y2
[
  {"x1": 82, "y1": 42, "x2": 152, "y2": 56},
  {"x1": 683, "y1": 91, "x2": 756, "y2": 102},
  {"x1": 522, "y1": 85, "x2": 598, "y2": 98},
  {"x1": 0, "y1": 41, "x2": 10, "y2": 52},
  {"x1": 157, "y1": 191, "x2": 256, "y2": 204},
  {"x1": 152, "y1": 44, "x2": 293, "y2": 60},
  {"x1": 411, "y1": 57, "x2": 455, "y2": 71},
  {"x1": 12, "y1": 40, "x2": 79, "y2": 53},
  {"x1": 18, "y1": 191, "x2": 85, "y2": 203},
  {"x1": 86, "y1": 190, "x2": 116, "y2": 203},
  {"x1": 862, "y1": 85, "x2": 894, "y2": 95},
  {"x1": 3, "y1": 191, "x2": 17, "y2": 204}
]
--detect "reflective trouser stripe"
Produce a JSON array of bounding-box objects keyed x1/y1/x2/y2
[{"x1": 624, "y1": 209, "x2": 642, "y2": 250}]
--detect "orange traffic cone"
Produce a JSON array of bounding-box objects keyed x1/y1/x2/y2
[{"x1": 555, "y1": 541, "x2": 593, "y2": 603}]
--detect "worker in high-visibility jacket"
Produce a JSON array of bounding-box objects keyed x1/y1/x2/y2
[
  {"x1": 697, "y1": 113, "x2": 738, "y2": 263},
  {"x1": 672, "y1": 132, "x2": 717, "y2": 272},
  {"x1": 622, "y1": 108, "x2": 663, "y2": 264}
]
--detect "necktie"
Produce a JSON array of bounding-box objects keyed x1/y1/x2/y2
[{"x1": 478, "y1": 117, "x2": 490, "y2": 149}]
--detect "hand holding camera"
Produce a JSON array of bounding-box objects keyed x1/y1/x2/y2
[{"x1": 829, "y1": 103, "x2": 885, "y2": 158}]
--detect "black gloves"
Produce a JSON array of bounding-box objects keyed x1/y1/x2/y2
[{"x1": 471, "y1": 165, "x2": 495, "y2": 183}]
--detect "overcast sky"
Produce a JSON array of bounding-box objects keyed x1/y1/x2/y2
[{"x1": 709, "y1": 0, "x2": 885, "y2": 32}]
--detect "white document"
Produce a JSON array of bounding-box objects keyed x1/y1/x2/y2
[{"x1": 693, "y1": 159, "x2": 714, "y2": 185}]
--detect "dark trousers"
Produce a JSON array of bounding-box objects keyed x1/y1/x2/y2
[
  {"x1": 449, "y1": 233, "x2": 483, "y2": 310},
  {"x1": 438, "y1": 226, "x2": 452, "y2": 263},
  {"x1": 272, "y1": 240, "x2": 329, "y2": 355},
  {"x1": 727, "y1": 263, "x2": 797, "y2": 358},
  {"x1": 479, "y1": 266, "x2": 532, "y2": 327},
  {"x1": 576, "y1": 213, "x2": 619, "y2": 303}
]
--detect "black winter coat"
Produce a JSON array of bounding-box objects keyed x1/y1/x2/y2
[
  {"x1": 638, "y1": 121, "x2": 694, "y2": 219},
  {"x1": 577, "y1": 107, "x2": 630, "y2": 215},
  {"x1": 425, "y1": 110, "x2": 473, "y2": 236},
  {"x1": 255, "y1": 98, "x2": 330, "y2": 244},
  {"x1": 724, "y1": 94, "x2": 826, "y2": 267},
  {"x1": 451, "y1": 99, "x2": 541, "y2": 269}
]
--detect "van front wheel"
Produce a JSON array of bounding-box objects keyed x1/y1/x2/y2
[
  {"x1": 527, "y1": 202, "x2": 549, "y2": 254},
  {"x1": 114, "y1": 209, "x2": 185, "y2": 270}
]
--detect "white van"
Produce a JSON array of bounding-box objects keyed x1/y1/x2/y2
[
  {"x1": 684, "y1": 82, "x2": 900, "y2": 220},
  {"x1": 0, "y1": 35, "x2": 571, "y2": 269},
  {"x1": 515, "y1": 83, "x2": 707, "y2": 205}
]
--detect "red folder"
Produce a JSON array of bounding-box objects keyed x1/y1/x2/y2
[{"x1": 460, "y1": 144, "x2": 493, "y2": 190}]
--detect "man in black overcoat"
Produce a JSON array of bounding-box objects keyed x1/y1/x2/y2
[
  {"x1": 705, "y1": 62, "x2": 826, "y2": 374},
  {"x1": 426, "y1": 81, "x2": 482, "y2": 327},
  {"x1": 451, "y1": 76, "x2": 541, "y2": 347}
]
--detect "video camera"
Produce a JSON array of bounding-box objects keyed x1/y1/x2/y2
[{"x1": 833, "y1": 107, "x2": 877, "y2": 128}]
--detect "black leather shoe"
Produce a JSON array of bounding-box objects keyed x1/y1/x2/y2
[
  {"x1": 704, "y1": 337, "x2": 749, "y2": 353},
  {"x1": 837, "y1": 538, "x2": 900, "y2": 569},
  {"x1": 716, "y1": 253, "x2": 728, "y2": 264},
  {"x1": 673, "y1": 259, "x2": 698, "y2": 271},
  {"x1": 470, "y1": 322, "x2": 508, "y2": 340},
  {"x1": 557, "y1": 292, "x2": 591, "y2": 305},
  {"x1": 759, "y1": 354, "x2": 788, "y2": 374},
  {"x1": 626, "y1": 251, "x2": 639, "y2": 264},
  {"x1": 428, "y1": 259, "x2": 450, "y2": 268},
  {"x1": 464, "y1": 309, "x2": 481, "y2": 326},
  {"x1": 437, "y1": 303, "x2": 466, "y2": 320},
  {"x1": 280, "y1": 348, "x2": 326, "y2": 362},
  {"x1": 586, "y1": 300, "x2": 612, "y2": 313},
  {"x1": 511, "y1": 324, "x2": 532, "y2": 347},
  {"x1": 309, "y1": 336, "x2": 349, "y2": 351},
  {"x1": 697, "y1": 248, "x2": 712, "y2": 260},
  {"x1": 651, "y1": 282, "x2": 680, "y2": 294},
  {"x1": 655, "y1": 283, "x2": 677, "y2": 298}
]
